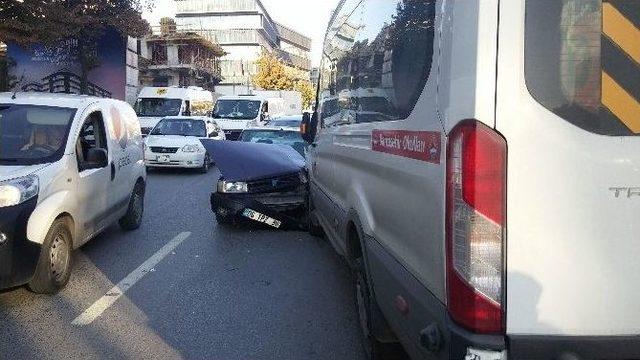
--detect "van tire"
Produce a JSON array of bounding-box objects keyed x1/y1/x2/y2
[
  {"x1": 119, "y1": 182, "x2": 145, "y2": 231},
  {"x1": 354, "y1": 258, "x2": 399, "y2": 360},
  {"x1": 28, "y1": 219, "x2": 73, "y2": 294},
  {"x1": 200, "y1": 153, "x2": 211, "y2": 174},
  {"x1": 307, "y1": 193, "x2": 324, "y2": 237}
]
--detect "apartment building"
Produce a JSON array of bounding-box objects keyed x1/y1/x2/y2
[{"x1": 174, "y1": 0, "x2": 312, "y2": 95}]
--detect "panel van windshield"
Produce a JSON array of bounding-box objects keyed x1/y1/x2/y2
[
  {"x1": 135, "y1": 98, "x2": 182, "y2": 117},
  {"x1": 525, "y1": 0, "x2": 640, "y2": 136},
  {"x1": 0, "y1": 104, "x2": 76, "y2": 165},
  {"x1": 213, "y1": 100, "x2": 261, "y2": 120}
]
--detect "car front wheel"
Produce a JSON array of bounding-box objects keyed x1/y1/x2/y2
[{"x1": 28, "y1": 218, "x2": 73, "y2": 294}]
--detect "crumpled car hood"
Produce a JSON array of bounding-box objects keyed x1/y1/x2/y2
[{"x1": 200, "y1": 140, "x2": 305, "y2": 182}]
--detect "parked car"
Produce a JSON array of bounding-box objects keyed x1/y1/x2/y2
[
  {"x1": 0, "y1": 92, "x2": 146, "y2": 294},
  {"x1": 144, "y1": 116, "x2": 223, "y2": 173},
  {"x1": 239, "y1": 127, "x2": 307, "y2": 156},
  {"x1": 267, "y1": 115, "x2": 303, "y2": 129},
  {"x1": 202, "y1": 140, "x2": 308, "y2": 230},
  {"x1": 301, "y1": 0, "x2": 640, "y2": 359}
]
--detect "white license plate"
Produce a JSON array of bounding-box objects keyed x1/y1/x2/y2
[
  {"x1": 242, "y1": 209, "x2": 282, "y2": 228},
  {"x1": 157, "y1": 155, "x2": 171, "y2": 163}
]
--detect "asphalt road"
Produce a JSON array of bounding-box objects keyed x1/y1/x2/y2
[{"x1": 0, "y1": 168, "x2": 366, "y2": 360}]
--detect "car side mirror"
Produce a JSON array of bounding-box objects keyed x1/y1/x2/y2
[
  {"x1": 83, "y1": 148, "x2": 108, "y2": 171},
  {"x1": 209, "y1": 131, "x2": 219, "y2": 138},
  {"x1": 300, "y1": 112, "x2": 317, "y2": 144}
]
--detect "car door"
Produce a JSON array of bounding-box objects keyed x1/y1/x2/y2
[{"x1": 73, "y1": 106, "x2": 112, "y2": 245}]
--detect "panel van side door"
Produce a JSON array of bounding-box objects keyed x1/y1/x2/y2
[{"x1": 72, "y1": 106, "x2": 112, "y2": 245}]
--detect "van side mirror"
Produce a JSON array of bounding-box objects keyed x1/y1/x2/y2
[
  {"x1": 82, "y1": 148, "x2": 108, "y2": 171},
  {"x1": 300, "y1": 112, "x2": 317, "y2": 144}
]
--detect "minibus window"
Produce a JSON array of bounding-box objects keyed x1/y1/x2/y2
[
  {"x1": 318, "y1": 0, "x2": 436, "y2": 127},
  {"x1": 525, "y1": 0, "x2": 640, "y2": 135},
  {"x1": 0, "y1": 104, "x2": 75, "y2": 165}
]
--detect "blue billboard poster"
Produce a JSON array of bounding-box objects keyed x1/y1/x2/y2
[{"x1": 7, "y1": 28, "x2": 127, "y2": 100}]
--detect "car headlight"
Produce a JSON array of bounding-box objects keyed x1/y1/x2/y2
[
  {"x1": 0, "y1": 175, "x2": 39, "y2": 208},
  {"x1": 217, "y1": 180, "x2": 248, "y2": 194},
  {"x1": 182, "y1": 144, "x2": 202, "y2": 153}
]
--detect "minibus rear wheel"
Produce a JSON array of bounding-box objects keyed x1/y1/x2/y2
[
  {"x1": 354, "y1": 258, "x2": 399, "y2": 359},
  {"x1": 29, "y1": 218, "x2": 73, "y2": 294}
]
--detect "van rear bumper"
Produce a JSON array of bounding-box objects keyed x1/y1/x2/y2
[
  {"x1": 508, "y1": 335, "x2": 640, "y2": 359},
  {"x1": 450, "y1": 322, "x2": 640, "y2": 359},
  {"x1": 0, "y1": 197, "x2": 40, "y2": 290}
]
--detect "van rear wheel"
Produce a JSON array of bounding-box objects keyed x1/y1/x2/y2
[
  {"x1": 354, "y1": 258, "x2": 402, "y2": 360},
  {"x1": 119, "y1": 182, "x2": 145, "y2": 231},
  {"x1": 28, "y1": 218, "x2": 73, "y2": 294}
]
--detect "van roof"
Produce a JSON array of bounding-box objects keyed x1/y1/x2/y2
[
  {"x1": 217, "y1": 95, "x2": 265, "y2": 101},
  {"x1": 138, "y1": 86, "x2": 212, "y2": 99},
  {"x1": 0, "y1": 92, "x2": 103, "y2": 109}
]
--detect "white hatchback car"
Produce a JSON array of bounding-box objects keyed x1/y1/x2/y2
[
  {"x1": 0, "y1": 93, "x2": 146, "y2": 294},
  {"x1": 144, "y1": 116, "x2": 224, "y2": 173}
]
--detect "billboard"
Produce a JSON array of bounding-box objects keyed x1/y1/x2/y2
[{"x1": 7, "y1": 28, "x2": 127, "y2": 100}]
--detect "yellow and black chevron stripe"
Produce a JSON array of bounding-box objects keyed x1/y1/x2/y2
[{"x1": 601, "y1": 0, "x2": 640, "y2": 134}]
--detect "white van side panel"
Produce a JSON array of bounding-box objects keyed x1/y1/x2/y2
[
  {"x1": 497, "y1": 0, "x2": 640, "y2": 336},
  {"x1": 438, "y1": 0, "x2": 499, "y2": 132}
]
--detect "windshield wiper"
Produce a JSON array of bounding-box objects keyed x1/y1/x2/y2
[{"x1": 0, "y1": 158, "x2": 19, "y2": 162}]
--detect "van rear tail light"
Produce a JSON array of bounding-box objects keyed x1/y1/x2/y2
[{"x1": 446, "y1": 120, "x2": 506, "y2": 334}]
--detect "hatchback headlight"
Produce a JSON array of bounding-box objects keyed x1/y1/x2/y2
[
  {"x1": 182, "y1": 144, "x2": 202, "y2": 153},
  {"x1": 217, "y1": 180, "x2": 248, "y2": 193},
  {"x1": 0, "y1": 175, "x2": 39, "y2": 208}
]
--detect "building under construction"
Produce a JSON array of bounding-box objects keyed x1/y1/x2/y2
[{"x1": 140, "y1": 19, "x2": 226, "y2": 92}]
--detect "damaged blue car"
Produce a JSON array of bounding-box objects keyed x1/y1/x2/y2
[{"x1": 200, "y1": 140, "x2": 309, "y2": 230}]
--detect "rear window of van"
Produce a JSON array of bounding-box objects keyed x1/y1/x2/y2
[{"x1": 525, "y1": 0, "x2": 640, "y2": 136}]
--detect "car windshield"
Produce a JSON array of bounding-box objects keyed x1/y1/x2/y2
[
  {"x1": 0, "y1": 104, "x2": 76, "y2": 165},
  {"x1": 269, "y1": 117, "x2": 302, "y2": 128},
  {"x1": 135, "y1": 98, "x2": 182, "y2": 117},
  {"x1": 213, "y1": 100, "x2": 261, "y2": 120},
  {"x1": 239, "y1": 129, "x2": 306, "y2": 155},
  {"x1": 150, "y1": 118, "x2": 207, "y2": 137}
]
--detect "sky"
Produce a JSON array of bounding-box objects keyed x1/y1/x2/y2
[{"x1": 142, "y1": 0, "x2": 340, "y2": 67}]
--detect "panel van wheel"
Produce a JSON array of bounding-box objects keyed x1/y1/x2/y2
[
  {"x1": 354, "y1": 258, "x2": 398, "y2": 360},
  {"x1": 28, "y1": 219, "x2": 73, "y2": 294},
  {"x1": 307, "y1": 193, "x2": 324, "y2": 237},
  {"x1": 200, "y1": 154, "x2": 211, "y2": 174},
  {"x1": 119, "y1": 182, "x2": 145, "y2": 231}
]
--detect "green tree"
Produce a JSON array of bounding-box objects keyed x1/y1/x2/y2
[
  {"x1": 254, "y1": 51, "x2": 315, "y2": 109},
  {"x1": 0, "y1": 0, "x2": 152, "y2": 93},
  {"x1": 295, "y1": 80, "x2": 316, "y2": 110},
  {"x1": 253, "y1": 52, "x2": 296, "y2": 90}
]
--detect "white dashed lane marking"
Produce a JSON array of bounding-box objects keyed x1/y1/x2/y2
[{"x1": 72, "y1": 232, "x2": 191, "y2": 326}]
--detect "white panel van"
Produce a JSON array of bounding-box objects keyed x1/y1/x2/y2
[
  {"x1": 302, "y1": 0, "x2": 640, "y2": 359},
  {"x1": 134, "y1": 86, "x2": 217, "y2": 135},
  {"x1": 0, "y1": 93, "x2": 146, "y2": 294}
]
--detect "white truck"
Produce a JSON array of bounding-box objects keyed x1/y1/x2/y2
[
  {"x1": 134, "y1": 86, "x2": 219, "y2": 136},
  {"x1": 212, "y1": 91, "x2": 302, "y2": 140}
]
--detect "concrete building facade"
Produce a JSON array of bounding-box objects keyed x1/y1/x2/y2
[{"x1": 174, "y1": 0, "x2": 312, "y2": 95}]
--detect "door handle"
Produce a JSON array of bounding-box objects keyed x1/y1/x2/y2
[{"x1": 110, "y1": 162, "x2": 116, "y2": 181}]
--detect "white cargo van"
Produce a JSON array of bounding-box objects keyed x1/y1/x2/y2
[
  {"x1": 212, "y1": 94, "x2": 277, "y2": 140},
  {"x1": 134, "y1": 86, "x2": 217, "y2": 135},
  {"x1": 302, "y1": 0, "x2": 640, "y2": 359},
  {"x1": 0, "y1": 93, "x2": 146, "y2": 294}
]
